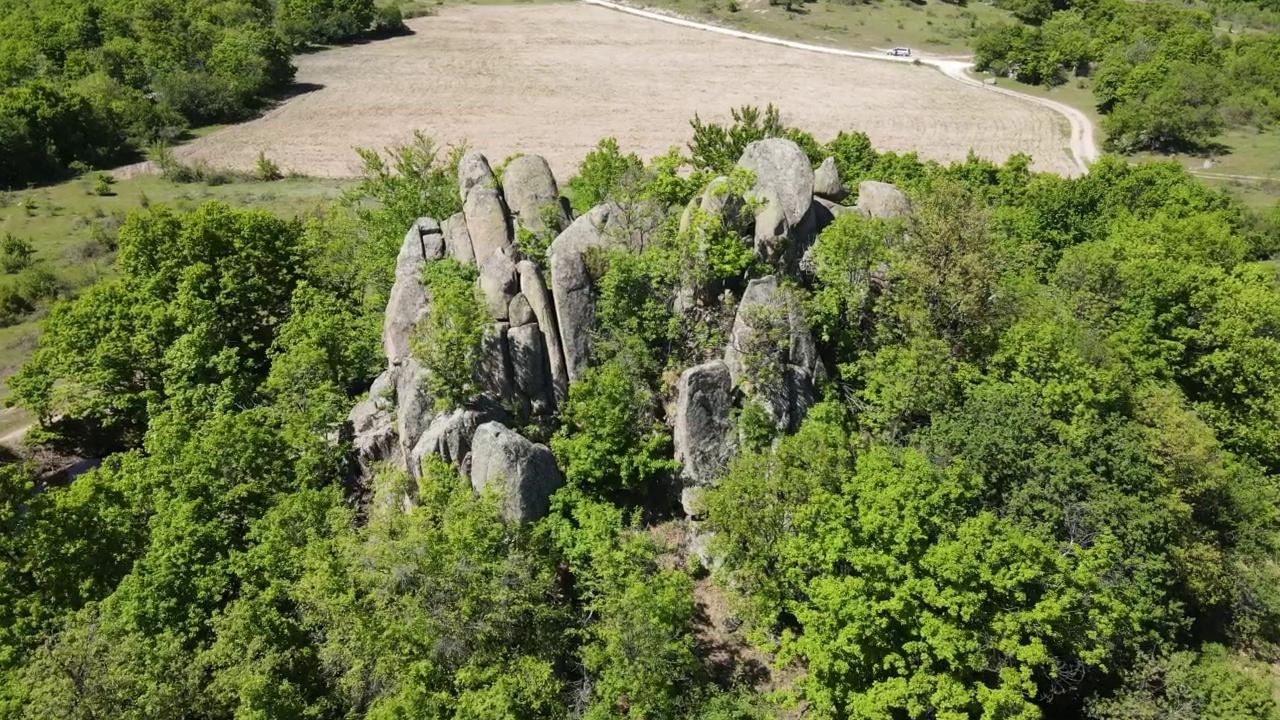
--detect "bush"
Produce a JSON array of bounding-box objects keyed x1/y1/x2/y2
[
  {"x1": 254, "y1": 151, "x2": 283, "y2": 182},
  {"x1": 372, "y1": 4, "x2": 408, "y2": 35},
  {"x1": 413, "y1": 259, "x2": 487, "y2": 411},
  {"x1": 0, "y1": 234, "x2": 35, "y2": 274},
  {"x1": 91, "y1": 173, "x2": 116, "y2": 196},
  {"x1": 0, "y1": 283, "x2": 33, "y2": 326},
  {"x1": 14, "y1": 266, "x2": 62, "y2": 306},
  {"x1": 566, "y1": 138, "x2": 643, "y2": 215}
]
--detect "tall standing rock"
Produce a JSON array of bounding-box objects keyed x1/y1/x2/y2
[
  {"x1": 410, "y1": 399, "x2": 511, "y2": 477},
  {"x1": 464, "y1": 187, "x2": 513, "y2": 267},
  {"x1": 383, "y1": 218, "x2": 440, "y2": 363},
  {"x1": 549, "y1": 203, "x2": 620, "y2": 382},
  {"x1": 470, "y1": 421, "x2": 564, "y2": 523},
  {"x1": 501, "y1": 155, "x2": 569, "y2": 235},
  {"x1": 458, "y1": 151, "x2": 497, "y2": 201},
  {"x1": 508, "y1": 322, "x2": 552, "y2": 416},
  {"x1": 478, "y1": 247, "x2": 520, "y2": 321},
  {"x1": 736, "y1": 139, "x2": 815, "y2": 229},
  {"x1": 813, "y1": 157, "x2": 850, "y2": 202},
  {"x1": 673, "y1": 360, "x2": 736, "y2": 517},
  {"x1": 443, "y1": 212, "x2": 475, "y2": 265},
  {"x1": 518, "y1": 260, "x2": 568, "y2": 406},
  {"x1": 747, "y1": 186, "x2": 788, "y2": 263},
  {"x1": 395, "y1": 358, "x2": 435, "y2": 467}
]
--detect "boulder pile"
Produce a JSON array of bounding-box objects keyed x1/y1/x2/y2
[{"x1": 348, "y1": 140, "x2": 911, "y2": 524}]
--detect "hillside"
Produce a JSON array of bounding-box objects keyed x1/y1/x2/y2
[{"x1": 3, "y1": 108, "x2": 1280, "y2": 718}]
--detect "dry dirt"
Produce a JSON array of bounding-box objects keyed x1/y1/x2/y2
[{"x1": 172, "y1": 3, "x2": 1079, "y2": 179}]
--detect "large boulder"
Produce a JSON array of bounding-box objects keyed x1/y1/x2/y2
[
  {"x1": 813, "y1": 157, "x2": 850, "y2": 202},
  {"x1": 508, "y1": 322, "x2": 552, "y2": 416},
  {"x1": 736, "y1": 139, "x2": 814, "y2": 229},
  {"x1": 478, "y1": 322, "x2": 515, "y2": 407},
  {"x1": 748, "y1": 186, "x2": 788, "y2": 263},
  {"x1": 463, "y1": 186, "x2": 513, "y2": 266},
  {"x1": 443, "y1": 212, "x2": 475, "y2": 265},
  {"x1": 383, "y1": 219, "x2": 438, "y2": 362},
  {"x1": 548, "y1": 203, "x2": 619, "y2": 382},
  {"x1": 673, "y1": 360, "x2": 736, "y2": 517},
  {"x1": 501, "y1": 155, "x2": 569, "y2": 235},
  {"x1": 470, "y1": 422, "x2": 564, "y2": 523},
  {"x1": 458, "y1": 151, "x2": 497, "y2": 201},
  {"x1": 508, "y1": 293, "x2": 535, "y2": 327},
  {"x1": 855, "y1": 181, "x2": 912, "y2": 219},
  {"x1": 517, "y1": 260, "x2": 568, "y2": 406},
  {"x1": 478, "y1": 247, "x2": 520, "y2": 321},
  {"x1": 349, "y1": 368, "x2": 401, "y2": 473},
  {"x1": 410, "y1": 399, "x2": 511, "y2": 477}
]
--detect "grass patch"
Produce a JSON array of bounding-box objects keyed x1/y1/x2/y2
[
  {"x1": 0, "y1": 173, "x2": 353, "y2": 416},
  {"x1": 623, "y1": 0, "x2": 1013, "y2": 55}
]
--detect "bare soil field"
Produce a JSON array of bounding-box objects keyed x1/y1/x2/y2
[{"x1": 173, "y1": 3, "x2": 1080, "y2": 179}]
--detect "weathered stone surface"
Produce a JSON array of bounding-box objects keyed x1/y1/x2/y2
[
  {"x1": 478, "y1": 323, "x2": 515, "y2": 406},
  {"x1": 813, "y1": 157, "x2": 850, "y2": 202},
  {"x1": 517, "y1": 260, "x2": 568, "y2": 407},
  {"x1": 748, "y1": 186, "x2": 787, "y2": 263},
  {"x1": 549, "y1": 203, "x2": 619, "y2": 382},
  {"x1": 508, "y1": 322, "x2": 551, "y2": 416},
  {"x1": 349, "y1": 368, "x2": 400, "y2": 472},
  {"x1": 479, "y1": 247, "x2": 519, "y2": 321},
  {"x1": 406, "y1": 216, "x2": 446, "y2": 261},
  {"x1": 410, "y1": 399, "x2": 511, "y2": 477},
  {"x1": 463, "y1": 187, "x2": 512, "y2": 266},
  {"x1": 678, "y1": 198, "x2": 697, "y2": 235},
  {"x1": 501, "y1": 154, "x2": 569, "y2": 235},
  {"x1": 382, "y1": 219, "x2": 437, "y2": 362},
  {"x1": 470, "y1": 422, "x2": 564, "y2": 523},
  {"x1": 736, "y1": 139, "x2": 814, "y2": 228},
  {"x1": 458, "y1": 151, "x2": 496, "y2": 201},
  {"x1": 508, "y1": 293, "x2": 535, "y2": 327},
  {"x1": 673, "y1": 360, "x2": 735, "y2": 517},
  {"x1": 395, "y1": 358, "x2": 434, "y2": 466},
  {"x1": 856, "y1": 180, "x2": 912, "y2": 220},
  {"x1": 746, "y1": 363, "x2": 816, "y2": 434},
  {"x1": 443, "y1": 212, "x2": 475, "y2": 265}
]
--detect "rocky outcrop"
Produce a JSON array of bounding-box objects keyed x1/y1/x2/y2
[
  {"x1": 508, "y1": 293, "x2": 535, "y2": 327},
  {"x1": 410, "y1": 399, "x2": 511, "y2": 477},
  {"x1": 443, "y1": 212, "x2": 475, "y2": 265},
  {"x1": 349, "y1": 368, "x2": 400, "y2": 472},
  {"x1": 674, "y1": 360, "x2": 736, "y2": 517},
  {"x1": 479, "y1": 246, "x2": 520, "y2": 321},
  {"x1": 855, "y1": 180, "x2": 912, "y2": 219},
  {"x1": 470, "y1": 421, "x2": 564, "y2": 523},
  {"x1": 501, "y1": 154, "x2": 569, "y2": 235},
  {"x1": 395, "y1": 358, "x2": 435, "y2": 467},
  {"x1": 464, "y1": 187, "x2": 513, "y2": 266},
  {"x1": 508, "y1": 322, "x2": 552, "y2": 416},
  {"x1": 458, "y1": 151, "x2": 497, "y2": 200},
  {"x1": 383, "y1": 219, "x2": 439, "y2": 363},
  {"x1": 724, "y1": 275, "x2": 819, "y2": 433},
  {"x1": 549, "y1": 203, "x2": 620, "y2": 382},
  {"x1": 518, "y1": 260, "x2": 568, "y2": 406},
  {"x1": 737, "y1": 139, "x2": 814, "y2": 229},
  {"x1": 813, "y1": 157, "x2": 850, "y2": 202},
  {"x1": 748, "y1": 186, "x2": 788, "y2": 263}
]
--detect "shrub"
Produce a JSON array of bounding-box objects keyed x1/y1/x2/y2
[
  {"x1": 566, "y1": 138, "x2": 643, "y2": 215},
  {"x1": 0, "y1": 234, "x2": 35, "y2": 274},
  {"x1": 372, "y1": 5, "x2": 408, "y2": 35},
  {"x1": 413, "y1": 259, "x2": 487, "y2": 411},
  {"x1": 254, "y1": 151, "x2": 283, "y2": 182},
  {"x1": 0, "y1": 283, "x2": 33, "y2": 326},
  {"x1": 91, "y1": 173, "x2": 116, "y2": 196},
  {"x1": 13, "y1": 266, "x2": 62, "y2": 306}
]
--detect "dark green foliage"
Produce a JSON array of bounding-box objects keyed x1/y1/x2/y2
[
  {"x1": 276, "y1": 0, "x2": 377, "y2": 47},
  {"x1": 0, "y1": 234, "x2": 33, "y2": 274}
]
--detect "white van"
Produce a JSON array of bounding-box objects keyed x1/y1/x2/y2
[{"x1": 888, "y1": 47, "x2": 911, "y2": 57}]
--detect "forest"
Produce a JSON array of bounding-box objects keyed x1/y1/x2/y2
[
  {"x1": 2, "y1": 104, "x2": 1280, "y2": 719},
  {"x1": 973, "y1": 0, "x2": 1280, "y2": 152},
  {"x1": 0, "y1": 0, "x2": 402, "y2": 188}
]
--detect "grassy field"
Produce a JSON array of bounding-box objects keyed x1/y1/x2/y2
[
  {"x1": 0, "y1": 174, "x2": 353, "y2": 440},
  {"x1": 621, "y1": 0, "x2": 1013, "y2": 56}
]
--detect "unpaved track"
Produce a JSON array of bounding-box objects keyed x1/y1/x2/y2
[
  {"x1": 171, "y1": 3, "x2": 1079, "y2": 179},
  {"x1": 588, "y1": 0, "x2": 1097, "y2": 174}
]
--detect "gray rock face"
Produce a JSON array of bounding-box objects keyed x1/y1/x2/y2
[
  {"x1": 736, "y1": 139, "x2": 815, "y2": 228},
  {"x1": 383, "y1": 219, "x2": 438, "y2": 362},
  {"x1": 549, "y1": 204, "x2": 620, "y2": 382},
  {"x1": 470, "y1": 422, "x2": 564, "y2": 523},
  {"x1": 410, "y1": 400, "x2": 511, "y2": 477},
  {"x1": 673, "y1": 360, "x2": 736, "y2": 517},
  {"x1": 856, "y1": 181, "x2": 912, "y2": 220},
  {"x1": 748, "y1": 186, "x2": 788, "y2": 263},
  {"x1": 443, "y1": 212, "x2": 475, "y2": 265},
  {"x1": 478, "y1": 323, "x2": 515, "y2": 407},
  {"x1": 508, "y1": 293, "x2": 535, "y2": 327},
  {"x1": 395, "y1": 359, "x2": 435, "y2": 467},
  {"x1": 813, "y1": 157, "x2": 850, "y2": 202},
  {"x1": 723, "y1": 276, "x2": 819, "y2": 433},
  {"x1": 508, "y1": 322, "x2": 551, "y2": 416},
  {"x1": 517, "y1": 261, "x2": 568, "y2": 407},
  {"x1": 463, "y1": 187, "x2": 513, "y2": 267},
  {"x1": 479, "y1": 247, "x2": 519, "y2": 321},
  {"x1": 501, "y1": 155, "x2": 568, "y2": 235},
  {"x1": 406, "y1": 217, "x2": 446, "y2": 262},
  {"x1": 349, "y1": 368, "x2": 401, "y2": 473},
  {"x1": 458, "y1": 151, "x2": 497, "y2": 201}
]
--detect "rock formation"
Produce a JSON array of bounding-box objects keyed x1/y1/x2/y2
[{"x1": 348, "y1": 139, "x2": 910, "y2": 524}]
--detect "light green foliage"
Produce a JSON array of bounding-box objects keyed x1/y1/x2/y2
[
  {"x1": 1091, "y1": 645, "x2": 1280, "y2": 720},
  {"x1": 253, "y1": 151, "x2": 282, "y2": 182},
  {"x1": 414, "y1": 259, "x2": 487, "y2": 412},
  {"x1": 567, "y1": 138, "x2": 644, "y2": 215},
  {"x1": 0, "y1": 233, "x2": 33, "y2": 274},
  {"x1": 688, "y1": 104, "x2": 823, "y2": 174},
  {"x1": 551, "y1": 357, "x2": 677, "y2": 499},
  {"x1": 276, "y1": 0, "x2": 376, "y2": 46}
]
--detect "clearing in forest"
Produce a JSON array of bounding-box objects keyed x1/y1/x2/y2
[{"x1": 173, "y1": 3, "x2": 1080, "y2": 178}]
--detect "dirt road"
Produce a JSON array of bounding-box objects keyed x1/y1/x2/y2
[{"x1": 167, "y1": 3, "x2": 1079, "y2": 180}]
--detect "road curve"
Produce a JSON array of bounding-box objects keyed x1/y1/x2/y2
[{"x1": 582, "y1": 0, "x2": 1098, "y2": 175}]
